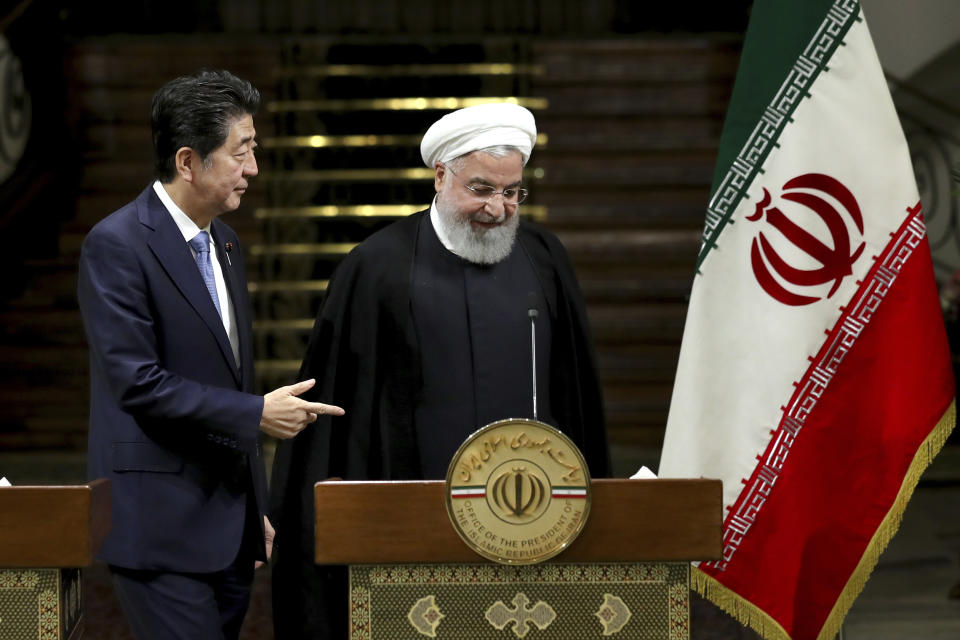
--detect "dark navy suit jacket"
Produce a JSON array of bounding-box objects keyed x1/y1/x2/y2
[{"x1": 78, "y1": 184, "x2": 266, "y2": 573}]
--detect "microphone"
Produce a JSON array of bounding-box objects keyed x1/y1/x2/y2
[
  {"x1": 224, "y1": 242, "x2": 233, "y2": 266},
  {"x1": 527, "y1": 292, "x2": 539, "y2": 421}
]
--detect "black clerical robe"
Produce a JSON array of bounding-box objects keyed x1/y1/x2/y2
[
  {"x1": 269, "y1": 210, "x2": 609, "y2": 639},
  {"x1": 411, "y1": 215, "x2": 557, "y2": 477}
]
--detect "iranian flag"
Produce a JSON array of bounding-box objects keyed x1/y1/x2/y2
[{"x1": 658, "y1": 1, "x2": 956, "y2": 639}]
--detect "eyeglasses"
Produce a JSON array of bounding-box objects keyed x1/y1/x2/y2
[{"x1": 443, "y1": 164, "x2": 529, "y2": 205}]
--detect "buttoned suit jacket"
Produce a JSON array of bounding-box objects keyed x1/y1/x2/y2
[{"x1": 78, "y1": 184, "x2": 266, "y2": 573}]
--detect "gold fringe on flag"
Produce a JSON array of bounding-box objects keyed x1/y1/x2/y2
[
  {"x1": 692, "y1": 568, "x2": 791, "y2": 640},
  {"x1": 693, "y1": 398, "x2": 957, "y2": 640},
  {"x1": 818, "y1": 398, "x2": 956, "y2": 640}
]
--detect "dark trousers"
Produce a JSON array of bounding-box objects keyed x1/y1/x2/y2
[{"x1": 109, "y1": 518, "x2": 259, "y2": 640}]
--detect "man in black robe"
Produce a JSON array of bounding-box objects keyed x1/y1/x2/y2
[{"x1": 269, "y1": 103, "x2": 610, "y2": 638}]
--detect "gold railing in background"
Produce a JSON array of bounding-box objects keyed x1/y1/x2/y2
[
  {"x1": 251, "y1": 243, "x2": 358, "y2": 256},
  {"x1": 267, "y1": 96, "x2": 548, "y2": 113},
  {"x1": 248, "y1": 280, "x2": 330, "y2": 292},
  {"x1": 275, "y1": 63, "x2": 544, "y2": 77},
  {"x1": 262, "y1": 133, "x2": 548, "y2": 149},
  {"x1": 256, "y1": 204, "x2": 424, "y2": 218},
  {"x1": 255, "y1": 359, "x2": 303, "y2": 374},
  {"x1": 262, "y1": 168, "x2": 433, "y2": 181},
  {"x1": 255, "y1": 204, "x2": 548, "y2": 221},
  {"x1": 261, "y1": 167, "x2": 545, "y2": 181}
]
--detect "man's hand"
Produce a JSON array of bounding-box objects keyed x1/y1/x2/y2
[
  {"x1": 259, "y1": 379, "x2": 345, "y2": 439},
  {"x1": 255, "y1": 515, "x2": 275, "y2": 569}
]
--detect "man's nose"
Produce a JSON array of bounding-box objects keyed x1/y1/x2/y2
[
  {"x1": 484, "y1": 194, "x2": 506, "y2": 217},
  {"x1": 244, "y1": 154, "x2": 259, "y2": 177}
]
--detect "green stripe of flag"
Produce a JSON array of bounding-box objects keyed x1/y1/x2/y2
[{"x1": 700, "y1": 0, "x2": 860, "y2": 270}]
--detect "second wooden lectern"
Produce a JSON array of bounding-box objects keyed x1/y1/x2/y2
[
  {"x1": 0, "y1": 479, "x2": 111, "y2": 640},
  {"x1": 315, "y1": 478, "x2": 721, "y2": 639}
]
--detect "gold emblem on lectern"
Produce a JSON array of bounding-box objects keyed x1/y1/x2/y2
[
  {"x1": 489, "y1": 465, "x2": 550, "y2": 521},
  {"x1": 445, "y1": 419, "x2": 591, "y2": 564}
]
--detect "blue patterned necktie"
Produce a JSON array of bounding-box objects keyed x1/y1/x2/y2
[{"x1": 189, "y1": 231, "x2": 222, "y2": 317}]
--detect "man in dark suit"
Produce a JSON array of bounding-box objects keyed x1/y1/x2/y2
[{"x1": 77, "y1": 69, "x2": 344, "y2": 640}]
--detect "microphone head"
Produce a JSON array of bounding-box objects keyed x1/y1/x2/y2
[
  {"x1": 526, "y1": 292, "x2": 539, "y2": 318},
  {"x1": 225, "y1": 242, "x2": 233, "y2": 253}
]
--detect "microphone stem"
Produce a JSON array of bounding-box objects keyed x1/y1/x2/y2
[{"x1": 530, "y1": 313, "x2": 537, "y2": 420}]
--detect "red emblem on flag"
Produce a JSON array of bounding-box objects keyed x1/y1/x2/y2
[{"x1": 746, "y1": 173, "x2": 866, "y2": 306}]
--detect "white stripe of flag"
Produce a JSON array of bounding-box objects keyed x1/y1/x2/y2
[
  {"x1": 551, "y1": 487, "x2": 587, "y2": 498},
  {"x1": 450, "y1": 486, "x2": 486, "y2": 499}
]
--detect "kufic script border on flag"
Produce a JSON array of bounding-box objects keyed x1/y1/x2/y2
[{"x1": 705, "y1": 202, "x2": 928, "y2": 572}]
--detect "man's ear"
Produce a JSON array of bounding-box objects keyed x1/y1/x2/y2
[
  {"x1": 175, "y1": 147, "x2": 196, "y2": 183},
  {"x1": 433, "y1": 162, "x2": 445, "y2": 194}
]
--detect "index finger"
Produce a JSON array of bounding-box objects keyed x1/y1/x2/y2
[{"x1": 301, "y1": 401, "x2": 346, "y2": 416}]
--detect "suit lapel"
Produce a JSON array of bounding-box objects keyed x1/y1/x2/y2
[
  {"x1": 139, "y1": 188, "x2": 242, "y2": 386},
  {"x1": 211, "y1": 220, "x2": 250, "y2": 383}
]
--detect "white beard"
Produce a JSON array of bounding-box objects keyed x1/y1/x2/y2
[{"x1": 434, "y1": 201, "x2": 520, "y2": 265}]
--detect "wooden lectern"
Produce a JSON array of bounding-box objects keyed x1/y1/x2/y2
[
  {"x1": 316, "y1": 478, "x2": 721, "y2": 639},
  {"x1": 0, "y1": 479, "x2": 111, "y2": 640}
]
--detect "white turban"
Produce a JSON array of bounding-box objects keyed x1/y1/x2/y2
[{"x1": 420, "y1": 103, "x2": 537, "y2": 167}]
